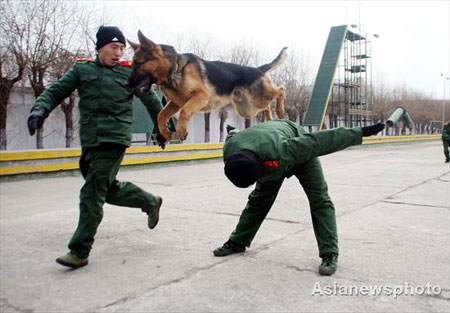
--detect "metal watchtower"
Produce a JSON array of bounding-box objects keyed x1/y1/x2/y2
[{"x1": 303, "y1": 25, "x2": 374, "y2": 129}]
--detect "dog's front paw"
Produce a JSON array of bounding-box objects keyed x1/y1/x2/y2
[{"x1": 177, "y1": 128, "x2": 188, "y2": 141}]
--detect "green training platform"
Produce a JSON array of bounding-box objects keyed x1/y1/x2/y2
[{"x1": 303, "y1": 25, "x2": 348, "y2": 128}]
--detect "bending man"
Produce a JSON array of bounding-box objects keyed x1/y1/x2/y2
[{"x1": 214, "y1": 120, "x2": 384, "y2": 275}]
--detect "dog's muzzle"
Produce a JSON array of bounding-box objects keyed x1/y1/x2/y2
[{"x1": 125, "y1": 74, "x2": 157, "y2": 91}]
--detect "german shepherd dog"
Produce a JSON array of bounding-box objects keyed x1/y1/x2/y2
[{"x1": 126, "y1": 31, "x2": 287, "y2": 142}]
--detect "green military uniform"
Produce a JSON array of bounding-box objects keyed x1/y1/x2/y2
[
  {"x1": 33, "y1": 57, "x2": 163, "y2": 258},
  {"x1": 223, "y1": 120, "x2": 363, "y2": 257},
  {"x1": 442, "y1": 122, "x2": 450, "y2": 162}
]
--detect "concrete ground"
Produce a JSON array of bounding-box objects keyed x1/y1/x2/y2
[{"x1": 1, "y1": 140, "x2": 449, "y2": 313}]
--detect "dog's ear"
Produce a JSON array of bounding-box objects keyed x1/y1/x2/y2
[
  {"x1": 127, "y1": 39, "x2": 140, "y2": 52},
  {"x1": 137, "y1": 30, "x2": 157, "y2": 50}
]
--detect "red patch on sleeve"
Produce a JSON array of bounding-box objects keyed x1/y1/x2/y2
[{"x1": 264, "y1": 160, "x2": 280, "y2": 168}]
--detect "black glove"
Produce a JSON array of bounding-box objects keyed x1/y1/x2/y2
[
  {"x1": 155, "y1": 132, "x2": 167, "y2": 149},
  {"x1": 226, "y1": 125, "x2": 236, "y2": 133},
  {"x1": 27, "y1": 106, "x2": 49, "y2": 135},
  {"x1": 361, "y1": 123, "x2": 385, "y2": 137},
  {"x1": 152, "y1": 122, "x2": 167, "y2": 149}
]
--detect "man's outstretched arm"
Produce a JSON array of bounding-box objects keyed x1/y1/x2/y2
[{"x1": 281, "y1": 123, "x2": 385, "y2": 164}]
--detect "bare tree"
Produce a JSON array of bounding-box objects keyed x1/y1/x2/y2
[
  {"x1": 1, "y1": 0, "x2": 82, "y2": 149},
  {"x1": 226, "y1": 44, "x2": 260, "y2": 68},
  {"x1": 24, "y1": 0, "x2": 80, "y2": 148},
  {"x1": 0, "y1": 0, "x2": 28, "y2": 150}
]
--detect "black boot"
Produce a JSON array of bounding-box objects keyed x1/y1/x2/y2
[
  {"x1": 319, "y1": 252, "x2": 338, "y2": 276},
  {"x1": 56, "y1": 253, "x2": 88, "y2": 269},
  {"x1": 213, "y1": 240, "x2": 245, "y2": 257}
]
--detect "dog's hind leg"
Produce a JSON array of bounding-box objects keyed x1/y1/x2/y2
[
  {"x1": 275, "y1": 86, "x2": 285, "y2": 118},
  {"x1": 177, "y1": 91, "x2": 210, "y2": 141},
  {"x1": 157, "y1": 100, "x2": 181, "y2": 140},
  {"x1": 248, "y1": 78, "x2": 285, "y2": 120}
]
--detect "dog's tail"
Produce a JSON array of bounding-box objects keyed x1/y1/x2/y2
[{"x1": 258, "y1": 47, "x2": 288, "y2": 73}]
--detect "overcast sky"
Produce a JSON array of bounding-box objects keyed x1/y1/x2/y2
[{"x1": 95, "y1": 0, "x2": 449, "y2": 99}]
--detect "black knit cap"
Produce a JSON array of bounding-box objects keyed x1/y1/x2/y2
[
  {"x1": 96, "y1": 26, "x2": 126, "y2": 50},
  {"x1": 224, "y1": 150, "x2": 261, "y2": 188}
]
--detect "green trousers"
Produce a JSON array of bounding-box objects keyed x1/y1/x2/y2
[
  {"x1": 443, "y1": 139, "x2": 450, "y2": 161},
  {"x1": 229, "y1": 158, "x2": 338, "y2": 257},
  {"x1": 68, "y1": 143, "x2": 160, "y2": 258}
]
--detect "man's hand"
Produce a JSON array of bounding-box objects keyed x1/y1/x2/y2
[
  {"x1": 361, "y1": 123, "x2": 385, "y2": 137},
  {"x1": 27, "y1": 106, "x2": 49, "y2": 135}
]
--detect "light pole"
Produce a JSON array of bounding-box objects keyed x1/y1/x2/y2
[{"x1": 441, "y1": 73, "x2": 449, "y2": 124}]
